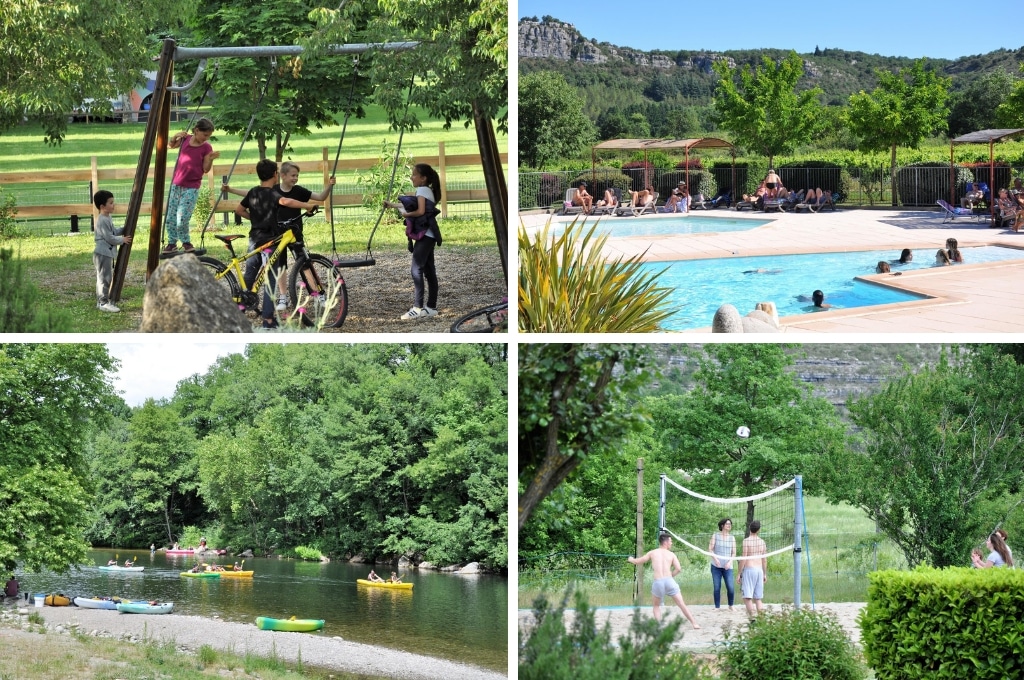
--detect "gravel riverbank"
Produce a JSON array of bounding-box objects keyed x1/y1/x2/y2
[{"x1": 5, "y1": 604, "x2": 507, "y2": 680}]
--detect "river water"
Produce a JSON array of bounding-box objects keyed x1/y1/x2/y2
[{"x1": 16, "y1": 549, "x2": 507, "y2": 672}]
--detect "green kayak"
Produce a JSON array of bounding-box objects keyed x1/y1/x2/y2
[
  {"x1": 180, "y1": 571, "x2": 221, "y2": 578},
  {"x1": 255, "y1": 616, "x2": 324, "y2": 632}
]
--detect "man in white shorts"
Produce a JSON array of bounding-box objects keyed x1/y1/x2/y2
[
  {"x1": 738, "y1": 520, "x2": 767, "y2": 617},
  {"x1": 628, "y1": 532, "x2": 700, "y2": 629}
]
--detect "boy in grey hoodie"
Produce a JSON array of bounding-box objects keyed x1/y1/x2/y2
[{"x1": 93, "y1": 190, "x2": 131, "y2": 312}]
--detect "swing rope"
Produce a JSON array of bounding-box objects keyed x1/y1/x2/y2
[
  {"x1": 198, "y1": 56, "x2": 277, "y2": 248},
  {"x1": 360, "y1": 74, "x2": 416, "y2": 263},
  {"x1": 324, "y1": 55, "x2": 362, "y2": 259},
  {"x1": 158, "y1": 62, "x2": 219, "y2": 249}
]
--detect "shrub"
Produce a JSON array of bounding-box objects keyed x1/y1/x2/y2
[
  {"x1": 356, "y1": 139, "x2": 414, "y2": 222},
  {"x1": 657, "y1": 170, "x2": 717, "y2": 200},
  {"x1": 716, "y1": 608, "x2": 866, "y2": 680},
  {"x1": 0, "y1": 248, "x2": 72, "y2": 332},
  {"x1": 567, "y1": 168, "x2": 631, "y2": 203},
  {"x1": 520, "y1": 172, "x2": 566, "y2": 211},
  {"x1": 0, "y1": 188, "x2": 19, "y2": 240},
  {"x1": 518, "y1": 221, "x2": 674, "y2": 333},
  {"x1": 895, "y1": 161, "x2": 952, "y2": 206},
  {"x1": 294, "y1": 545, "x2": 324, "y2": 561},
  {"x1": 192, "y1": 185, "x2": 213, "y2": 229},
  {"x1": 777, "y1": 161, "x2": 852, "y2": 203},
  {"x1": 519, "y1": 588, "x2": 707, "y2": 680},
  {"x1": 674, "y1": 157, "x2": 704, "y2": 170},
  {"x1": 859, "y1": 567, "x2": 1024, "y2": 680}
]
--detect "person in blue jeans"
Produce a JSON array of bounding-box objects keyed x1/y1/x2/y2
[{"x1": 708, "y1": 517, "x2": 736, "y2": 610}]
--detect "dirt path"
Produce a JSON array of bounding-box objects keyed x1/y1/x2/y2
[{"x1": 518, "y1": 602, "x2": 866, "y2": 652}]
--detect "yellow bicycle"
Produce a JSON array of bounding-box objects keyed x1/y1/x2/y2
[{"x1": 198, "y1": 207, "x2": 347, "y2": 328}]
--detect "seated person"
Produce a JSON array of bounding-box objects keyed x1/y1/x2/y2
[
  {"x1": 945, "y1": 238, "x2": 963, "y2": 263},
  {"x1": 368, "y1": 569, "x2": 384, "y2": 583},
  {"x1": 660, "y1": 193, "x2": 684, "y2": 213},
  {"x1": 876, "y1": 261, "x2": 891, "y2": 273},
  {"x1": 390, "y1": 571, "x2": 402, "y2": 583},
  {"x1": 124, "y1": 559, "x2": 133, "y2": 568},
  {"x1": 737, "y1": 182, "x2": 767, "y2": 209},
  {"x1": 673, "y1": 182, "x2": 690, "y2": 210},
  {"x1": 108, "y1": 559, "x2": 117, "y2": 566},
  {"x1": 596, "y1": 188, "x2": 618, "y2": 209},
  {"x1": 796, "y1": 188, "x2": 820, "y2": 207},
  {"x1": 572, "y1": 183, "x2": 593, "y2": 213},
  {"x1": 961, "y1": 184, "x2": 984, "y2": 209},
  {"x1": 1012, "y1": 177, "x2": 1024, "y2": 195},
  {"x1": 935, "y1": 249, "x2": 952, "y2": 266},
  {"x1": 233, "y1": 562, "x2": 242, "y2": 571},
  {"x1": 629, "y1": 185, "x2": 655, "y2": 208},
  {"x1": 995, "y1": 188, "x2": 1017, "y2": 227}
]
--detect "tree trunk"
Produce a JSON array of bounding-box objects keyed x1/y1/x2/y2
[
  {"x1": 890, "y1": 143, "x2": 898, "y2": 207},
  {"x1": 472, "y1": 100, "x2": 508, "y2": 280}
]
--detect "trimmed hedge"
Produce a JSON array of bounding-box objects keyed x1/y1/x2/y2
[{"x1": 859, "y1": 566, "x2": 1024, "y2": 680}]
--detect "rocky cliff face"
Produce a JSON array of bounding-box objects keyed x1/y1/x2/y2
[{"x1": 518, "y1": 19, "x2": 734, "y2": 71}]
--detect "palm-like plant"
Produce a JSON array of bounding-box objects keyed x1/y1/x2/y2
[{"x1": 518, "y1": 219, "x2": 674, "y2": 332}]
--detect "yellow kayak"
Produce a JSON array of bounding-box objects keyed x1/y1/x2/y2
[
  {"x1": 219, "y1": 570, "x2": 254, "y2": 578},
  {"x1": 357, "y1": 579, "x2": 413, "y2": 590}
]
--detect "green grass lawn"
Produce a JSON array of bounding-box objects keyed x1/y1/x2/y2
[{"x1": 519, "y1": 496, "x2": 908, "y2": 608}]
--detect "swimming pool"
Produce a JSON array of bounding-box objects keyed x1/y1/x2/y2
[
  {"x1": 641, "y1": 246, "x2": 1024, "y2": 331},
  {"x1": 553, "y1": 214, "x2": 772, "y2": 238}
]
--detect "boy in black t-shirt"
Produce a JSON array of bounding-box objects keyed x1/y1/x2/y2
[{"x1": 234, "y1": 159, "x2": 319, "y2": 328}]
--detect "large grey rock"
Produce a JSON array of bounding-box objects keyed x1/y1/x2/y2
[
  {"x1": 712, "y1": 304, "x2": 744, "y2": 333},
  {"x1": 458, "y1": 562, "x2": 481, "y2": 574},
  {"x1": 140, "y1": 255, "x2": 250, "y2": 333}
]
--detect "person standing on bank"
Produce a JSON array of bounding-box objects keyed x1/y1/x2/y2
[
  {"x1": 709, "y1": 518, "x2": 736, "y2": 610},
  {"x1": 627, "y1": 532, "x2": 701, "y2": 629},
  {"x1": 385, "y1": 163, "x2": 444, "y2": 320}
]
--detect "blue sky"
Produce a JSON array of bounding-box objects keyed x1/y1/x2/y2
[{"x1": 517, "y1": 0, "x2": 1023, "y2": 61}]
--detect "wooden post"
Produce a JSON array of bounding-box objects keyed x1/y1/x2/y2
[
  {"x1": 471, "y1": 103, "x2": 507, "y2": 279},
  {"x1": 635, "y1": 458, "x2": 644, "y2": 605},
  {"x1": 90, "y1": 157, "x2": 99, "y2": 225},
  {"x1": 110, "y1": 37, "x2": 176, "y2": 302},
  {"x1": 437, "y1": 141, "x2": 448, "y2": 218}
]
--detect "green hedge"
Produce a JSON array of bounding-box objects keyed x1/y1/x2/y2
[{"x1": 859, "y1": 566, "x2": 1024, "y2": 680}]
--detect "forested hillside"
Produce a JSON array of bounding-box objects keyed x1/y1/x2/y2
[
  {"x1": 56, "y1": 344, "x2": 507, "y2": 571},
  {"x1": 519, "y1": 17, "x2": 1024, "y2": 139}
]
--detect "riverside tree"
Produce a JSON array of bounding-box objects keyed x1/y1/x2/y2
[
  {"x1": 0, "y1": 345, "x2": 117, "y2": 573},
  {"x1": 713, "y1": 51, "x2": 824, "y2": 168},
  {"x1": 519, "y1": 71, "x2": 596, "y2": 168},
  {"x1": 816, "y1": 345, "x2": 1024, "y2": 567},
  {"x1": 847, "y1": 60, "x2": 950, "y2": 206}
]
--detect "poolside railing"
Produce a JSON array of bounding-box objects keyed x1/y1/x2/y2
[{"x1": 519, "y1": 165, "x2": 1024, "y2": 212}]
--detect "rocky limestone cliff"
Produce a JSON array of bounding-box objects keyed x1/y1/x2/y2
[{"x1": 518, "y1": 19, "x2": 735, "y2": 71}]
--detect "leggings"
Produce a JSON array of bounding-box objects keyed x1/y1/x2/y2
[
  {"x1": 165, "y1": 184, "x2": 199, "y2": 245},
  {"x1": 411, "y1": 236, "x2": 438, "y2": 309},
  {"x1": 711, "y1": 564, "x2": 734, "y2": 608}
]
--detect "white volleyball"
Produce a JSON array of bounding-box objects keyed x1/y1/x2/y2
[{"x1": 736, "y1": 426, "x2": 750, "y2": 439}]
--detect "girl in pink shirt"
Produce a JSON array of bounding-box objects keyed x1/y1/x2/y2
[{"x1": 163, "y1": 117, "x2": 219, "y2": 255}]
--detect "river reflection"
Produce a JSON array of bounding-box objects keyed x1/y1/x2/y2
[{"x1": 16, "y1": 549, "x2": 507, "y2": 672}]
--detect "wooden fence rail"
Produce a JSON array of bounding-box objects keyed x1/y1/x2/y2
[{"x1": 2, "y1": 143, "x2": 507, "y2": 221}]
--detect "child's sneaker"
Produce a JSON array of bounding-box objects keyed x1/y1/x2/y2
[
  {"x1": 401, "y1": 307, "x2": 429, "y2": 320},
  {"x1": 97, "y1": 302, "x2": 121, "y2": 313},
  {"x1": 276, "y1": 294, "x2": 289, "y2": 311},
  {"x1": 182, "y1": 242, "x2": 196, "y2": 253},
  {"x1": 422, "y1": 307, "x2": 438, "y2": 316},
  {"x1": 160, "y1": 243, "x2": 178, "y2": 259}
]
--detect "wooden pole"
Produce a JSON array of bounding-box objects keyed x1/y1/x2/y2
[
  {"x1": 471, "y1": 102, "x2": 507, "y2": 279},
  {"x1": 635, "y1": 458, "x2": 644, "y2": 605},
  {"x1": 109, "y1": 38, "x2": 176, "y2": 302},
  {"x1": 147, "y1": 71, "x2": 173, "y2": 276}
]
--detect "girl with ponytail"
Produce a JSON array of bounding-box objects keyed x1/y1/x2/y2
[{"x1": 386, "y1": 163, "x2": 444, "y2": 320}]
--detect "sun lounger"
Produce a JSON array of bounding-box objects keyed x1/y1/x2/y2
[
  {"x1": 561, "y1": 188, "x2": 585, "y2": 216},
  {"x1": 936, "y1": 199, "x2": 978, "y2": 223},
  {"x1": 592, "y1": 188, "x2": 621, "y2": 216},
  {"x1": 618, "y1": 192, "x2": 658, "y2": 216}
]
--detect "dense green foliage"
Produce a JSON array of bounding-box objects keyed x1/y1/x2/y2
[
  {"x1": 0, "y1": 345, "x2": 117, "y2": 573},
  {"x1": 713, "y1": 52, "x2": 824, "y2": 167},
  {"x1": 717, "y1": 609, "x2": 867, "y2": 680},
  {"x1": 519, "y1": 71, "x2": 596, "y2": 167},
  {"x1": 518, "y1": 222, "x2": 674, "y2": 333},
  {"x1": 859, "y1": 567, "x2": 1024, "y2": 679},
  {"x1": 84, "y1": 344, "x2": 508, "y2": 569},
  {"x1": 0, "y1": 249, "x2": 72, "y2": 332},
  {"x1": 0, "y1": 0, "x2": 195, "y2": 144},
  {"x1": 519, "y1": 589, "x2": 707, "y2": 680},
  {"x1": 816, "y1": 346, "x2": 1024, "y2": 568},
  {"x1": 518, "y1": 344, "x2": 655, "y2": 529}
]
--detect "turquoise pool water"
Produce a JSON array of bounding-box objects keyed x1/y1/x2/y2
[
  {"x1": 642, "y1": 246, "x2": 1024, "y2": 331},
  {"x1": 553, "y1": 214, "x2": 772, "y2": 238}
]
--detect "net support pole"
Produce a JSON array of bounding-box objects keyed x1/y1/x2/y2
[
  {"x1": 635, "y1": 458, "x2": 644, "y2": 604},
  {"x1": 794, "y1": 475, "x2": 804, "y2": 609},
  {"x1": 658, "y1": 473, "x2": 667, "y2": 534}
]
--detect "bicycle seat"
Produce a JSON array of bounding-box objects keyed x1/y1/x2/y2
[{"x1": 215, "y1": 234, "x2": 247, "y2": 244}]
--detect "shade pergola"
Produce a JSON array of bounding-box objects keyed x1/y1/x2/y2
[
  {"x1": 950, "y1": 129, "x2": 1024, "y2": 216},
  {"x1": 592, "y1": 138, "x2": 736, "y2": 192}
]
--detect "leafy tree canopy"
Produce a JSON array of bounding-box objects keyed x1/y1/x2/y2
[{"x1": 519, "y1": 71, "x2": 595, "y2": 168}]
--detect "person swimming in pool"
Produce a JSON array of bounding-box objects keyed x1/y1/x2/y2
[
  {"x1": 797, "y1": 290, "x2": 832, "y2": 309},
  {"x1": 876, "y1": 261, "x2": 891, "y2": 273},
  {"x1": 743, "y1": 268, "x2": 783, "y2": 274},
  {"x1": 945, "y1": 238, "x2": 963, "y2": 263},
  {"x1": 935, "y1": 249, "x2": 952, "y2": 266},
  {"x1": 897, "y1": 248, "x2": 913, "y2": 264}
]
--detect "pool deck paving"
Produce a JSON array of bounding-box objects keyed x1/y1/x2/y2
[{"x1": 520, "y1": 207, "x2": 1024, "y2": 334}]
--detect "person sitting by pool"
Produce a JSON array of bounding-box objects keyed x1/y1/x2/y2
[
  {"x1": 660, "y1": 192, "x2": 685, "y2": 213},
  {"x1": 876, "y1": 261, "x2": 891, "y2": 273},
  {"x1": 945, "y1": 238, "x2": 963, "y2": 263},
  {"x1": 390, "y1": 571, "x2": 403, "y2": 583},
  {"x1": 596, "y1": 188, "x2": 618, "y2": 210},
  {"x1": 673, "y1": 182, "x2": 690, "y2": 211},
  {"x1": 935, "y1": 249, "x2": 952, "y2": 266},
  {"x1": 572, "y1": 182, "x2": 593, "y2": 214},
  {"x1": 737, "y1": 182, "x2": 767, "y2": 210},
  {"x1": 961, "y1": 184, "x2": 984, "y2": 210},
  {"x1": 368, "y1": 569, "x2": 385, "y2": 583},
  {"x1": 896, "y1": 248, "x2": 913, "y2": 264},
  {"x1": 630, "y1": 185, "x2": 655, "y2": 209}
]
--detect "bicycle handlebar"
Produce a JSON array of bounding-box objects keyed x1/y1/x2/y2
[{"x1": 277, "y1": 205, "x2": 320, "y2": 230}]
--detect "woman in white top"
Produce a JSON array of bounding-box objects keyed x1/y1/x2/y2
[
  {"x1": 386, "y1": 163, "x2": 444, "y2": 320},
  {"x1": 708, "y1": 517, "x2": 736, "y2": 610},
  {"x1": 972, "y1": 532, "x2": 1014, "y2": 568}
]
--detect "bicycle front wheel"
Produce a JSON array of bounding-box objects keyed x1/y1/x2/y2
[
  {"x1": 450, "y1": 302, "x2": 508, "y2": 333},
  {"x1": 288, "y1": 254, "x2": 348, "y2": 329},
  {"x1": 199, "y1": 256, "x2": 244, "y2": 309}
]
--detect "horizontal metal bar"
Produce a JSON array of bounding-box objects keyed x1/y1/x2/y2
[{"x1": 173, "y1": 42, "x2": 418, "y2": 60}]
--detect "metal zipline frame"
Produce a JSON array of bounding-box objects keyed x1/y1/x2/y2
[{"x1": 110, "y1": 37, "x2": 418, "y2": 302}]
